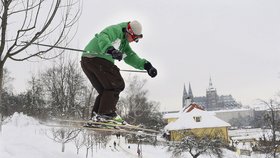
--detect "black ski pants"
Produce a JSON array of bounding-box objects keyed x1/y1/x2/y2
[{"x1": 81, "y1": 57, "x2": 125, "y2": 117}]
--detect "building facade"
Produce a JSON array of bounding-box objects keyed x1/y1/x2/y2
[
  {"x1": 183, "y1": 78, "x2": 241, "y2": 111},
  {"x1": 164, "y1": 103, "x2": 230, "y2": 142}
]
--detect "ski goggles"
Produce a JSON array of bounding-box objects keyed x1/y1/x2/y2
[{"x1": 127, "y1": 23, "x2": 143, "y2": 42}]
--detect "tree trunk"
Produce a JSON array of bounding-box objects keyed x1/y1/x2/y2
[
  {"x1": 62, "y1": 142, "x2": 65, "y2": 152},
  {"x1": 0, "y1": 63, "x2": 3, "y2": 109},
  {"x1": 0, "y1": 64, "x2": 3, "y2": 133},
  {"x1": 0, "y1": 113, "x2": 2, "y2": 133},
  {"x1": 0, "y1": 64, "x2": 4, "y2": 133},
  {"x1": 86, "y1": 148, "x2": 89, "y2": 158}
]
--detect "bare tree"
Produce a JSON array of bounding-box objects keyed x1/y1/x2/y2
[
  {"x1": 258, "y1": 99, "x2": 280, "y2": 158},
  {"x1": 83, "y1": 132, "x2": 94, "y2": 158},
  {"x1": 0, "y1": 0, "x2": 81, "y2": 110},
  {"x1": 24, "y1": 75, "x2": 46, "y2": 118},
  {"x1": 40, "y1": 57, "x2": 86, "y2": 118},
  {"x1": 2, "y1": 68, "x2": 13, "y2": 92},
  {"x1": 93, "y1": 132, "x2": 111, "y2": 149},
  {"x1": 0, "y1": 67, "x2": 13, "y2": 131},
  {"x1": 73, "y1": 129, "x2": 86, "y2": 155},
  {"x1": 118, "y1": 75, "x2": 164, "y2": 129},
  {"x1": 47, "y1": 127, "x2": 80, "y2": 152},
  {"x1": 1, "y1": 55, "x2": 94, "y2": 120}
]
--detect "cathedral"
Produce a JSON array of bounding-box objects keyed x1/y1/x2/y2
[{"x1": 182, "y1": 78, "x2": 241, "y2": 111}]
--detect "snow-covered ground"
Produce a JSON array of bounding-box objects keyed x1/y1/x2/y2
[{"x1": 0, "y1": 113, "x2": 268, "y2": 158}]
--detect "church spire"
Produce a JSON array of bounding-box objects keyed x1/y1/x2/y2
[
  {"x1": 207, "y1": 76, "x2": 216, "y2": 91},
  {"x1": 188, "y1": 82, "x2": 193, "y2": 100},
  {"x1": 182, "y1": 84, "x2": 188, "y2": 107},
  {"x1": 209, "y1": 76, "x2": 213, "y2": 87}
]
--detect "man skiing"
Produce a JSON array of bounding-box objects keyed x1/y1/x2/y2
[{"x1": 81, "y1": 20, "x2": 157, "y2": 124}]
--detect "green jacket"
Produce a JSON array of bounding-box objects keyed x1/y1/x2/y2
[{"x1": 82, "y1": 22, "x2": 147, "y2": 70}]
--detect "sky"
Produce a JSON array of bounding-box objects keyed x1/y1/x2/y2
[{"x1": 6, "y1": 0, "x2": 280, "y2": 111}]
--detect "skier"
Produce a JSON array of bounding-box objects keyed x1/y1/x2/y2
[
  {"x1": 113, "y1": 141, "x2": 117, "y2": 149},
  {"x1": 81, "y1": 20, "x2": 157, "y2": 124}
]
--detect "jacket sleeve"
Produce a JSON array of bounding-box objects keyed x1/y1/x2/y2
[
  {"x1": 96, "y1": 25, "x2": 123, "y2": 53},
  {"x1": 123, "y1": 45, "x2": 147, "y2": 70},
  {"x1": 96, "y1": 32, "x2": 113, "y2": 53}
]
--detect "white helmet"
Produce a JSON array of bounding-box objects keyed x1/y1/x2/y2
[{"x1": 128, "y1": 20, "x2": 142, "y2": 35}]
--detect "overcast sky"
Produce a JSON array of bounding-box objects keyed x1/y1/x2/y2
[{"x1": 6, "y1": 0, "x2": 280, "y2": 111}]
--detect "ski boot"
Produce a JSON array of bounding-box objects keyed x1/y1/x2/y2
[{"x1": 98, "y1": 112, "x2": 127, "y2": 125}]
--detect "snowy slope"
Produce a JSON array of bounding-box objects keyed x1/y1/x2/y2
[
  {"x1": 0, "y1": 113, "x2": 172, "y2": 158},
  {"x1": 0, "y1": 113, "x2": 267, "y2": 158}
]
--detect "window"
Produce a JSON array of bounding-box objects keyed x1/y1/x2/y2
[{"x1": 193, "y1": 116, "x2": 201, "y2": 122}]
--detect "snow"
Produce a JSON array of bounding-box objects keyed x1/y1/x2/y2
[
  {"x1": 0, "y1": 113, "x2": 173, "y2": 158},
  {"x1": 0, "y1": 113, "x2": 268, "y2": 158},
  {"x1": 163, "y1": 108, "x2": 253, "y2": 120},
  {"x1": 162, "y1": 112, "x2": 179, "y2": 119},
  {"x1": 165, "y1": 108, "x2": 230, "y2": 131},
  {"x1": 211, "y1": 108, "x2": 252, "y2": 113}
]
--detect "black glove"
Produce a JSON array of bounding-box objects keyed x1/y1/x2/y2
[
  {"x1": 106, "y1": 46, "x2": 123, "y2": 61},
  {"x1": 144, "y1": 62, "x2": 157, "y2": 78}
]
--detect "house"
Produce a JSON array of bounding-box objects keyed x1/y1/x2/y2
[{"x1": 164, "y1": 103, "x2": 231, "y2": 142}]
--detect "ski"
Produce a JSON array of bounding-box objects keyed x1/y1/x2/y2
[
  {"x1": 52, "y1": 119, "x2": 160, "y2": 134},
  {"x1": 43, "y1": 123, "x2": 156, "y2": 136}
]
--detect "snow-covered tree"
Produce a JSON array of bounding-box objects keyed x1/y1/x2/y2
[{"x1": 168, "y1": 132, "x2": 225, "y2": 158}]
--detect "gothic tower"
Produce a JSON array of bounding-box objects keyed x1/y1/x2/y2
[
  {"x1": 206, "y1": 77, "x2": 219, "y2": 110},
  {"x1": 188, "y1": 82, "x2": 193, "y2": 101},
  {"x1": 182, "y1": 84, "x2": 188, "y2": 107},
  {"x1": 182, "y1": 83, "x2": 194, "y2": 108}
]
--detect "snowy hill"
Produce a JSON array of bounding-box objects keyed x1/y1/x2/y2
[
  {"x1": 0, "y1": 113, "x2": 268, "y2": 158},
  {"x1": 0, "y1": 113, "x2": 173, "y2": 158}
]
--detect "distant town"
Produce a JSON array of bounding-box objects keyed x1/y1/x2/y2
[{"x1": 162, "y1": 78, "x2": 280, "y2": 156}]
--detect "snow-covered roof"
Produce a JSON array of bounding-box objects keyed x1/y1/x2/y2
[
  {"x1": 163, "y1": 112, "x2": 179, "y2": 119},
  {"x1": 163, "y1": 103, "x2": 205, "y2": 119},
  {"x1": 182, "y1": 103, "x2": 204, "y2": 113},
  {"x1": 163, "y1": 108, "x2": 254, "y2": 119},
  {"x1": 165, "y1": 108, "x2": 231, "y2": 131}
]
